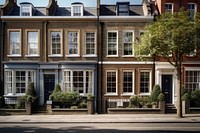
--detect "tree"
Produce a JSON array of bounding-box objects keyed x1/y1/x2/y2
[{"x1": 136, "y1": 10, "x2": 200, "y2": 118}]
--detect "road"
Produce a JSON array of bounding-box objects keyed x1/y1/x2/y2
[{"x1": 0, "y1": 123, "x2": 200, "y2": 133}]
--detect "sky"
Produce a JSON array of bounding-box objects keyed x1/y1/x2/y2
[{"x1": 0, "y1": 0, "x2": 143, "y2": 7}]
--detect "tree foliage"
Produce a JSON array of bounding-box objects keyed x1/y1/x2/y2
[
  {"x1": 136, "y1": 10, "x2": 200, "y2": 67},
  {"x1": 136, "y1": 10, "x2": 200, "y2": 117}
]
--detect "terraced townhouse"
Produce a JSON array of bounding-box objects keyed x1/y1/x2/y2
[
  {"x1": 153, "y1": 0, "x2": 200, "y2": 110},
  {"x1": 3, "y1": 0, "x2": 199, "y2": 113}
]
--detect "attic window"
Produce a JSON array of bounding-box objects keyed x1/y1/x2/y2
[
  {"x1": 71, "y1": 3, "x2": 84, "y2": 16},
  {"x1": 20, "y1": 3, "x2": 34, "y2": 16},
  {"x1": 117, "y1": 2, "x2": 129, "y2": 16}
]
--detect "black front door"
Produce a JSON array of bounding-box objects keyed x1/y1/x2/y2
[
  {"x1": 44, "y1": 74, "x2": 55, "y2": 103},
  {"x1": 162, "y1": 75, "x2": 173, "y2": 103}
]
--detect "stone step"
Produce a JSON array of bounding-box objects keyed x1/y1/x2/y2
[{"x1": 165, "y1": 104, "x2": 177, "y2": 114}]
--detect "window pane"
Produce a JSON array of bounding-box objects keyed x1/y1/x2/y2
[
  {"x1": 123, "y1": 71, "x2": 133, "y2": 93},
  {"x1": 107, "y1": 71, "x2": 116, "y2": 93},
  {"x1": 86, "y1": 33, "x2": 95, "y2": 55},
  {"x1": 28, "y1": 32, "x2": 38, "y2": 55},
  {"x1": 165, "y1": 3, "x2": 173, "y2": 13},
  {"x1": 108, "y1": 32, "x2": 117, "y2": 55},
  {"x1": 51, "y1": 32, "x2": 61, "y2": 55},
  {"x1": 21, "y1": 6, "x2": 30, "y2": 16},
  {"x1": 73, "y1": 6, "x2": 81, "y2": 16},
  {"x1": 123, "y1": 32, "x2": 133, "y2": 55},
  {"x1": 73, "y1": 71, "x2": 84, "y2": 94},
  {"x1": 5, "y1": 71, "x2": 12, "y2": 94},
  {"x1": 10, "y1": 32, "x2": 20, "y2": 55},
  {"x1": 68, "y1": 32, "x2": 78, "y2": 55},
  {"x1": 16, "y1": 71, "x2": 26, "y2": 94},
  {"x1": 118, "y1": 4, "x2": 129, "y2": 16},
  {"x1": 86, "y1": 71, "x2": 93, "y2": 94},
  {"x1": 140, "y1": 71, "x2": 150, "y2": 93},
  {"x1": 185, "y1": 71, "x2": 200, "y2": 92},
  {"x1": 64, "y1": 71, "x2": 71, "y2": 92},
  {"x1": 188, "y1": 4, "x2": 196, "y2": 19}
]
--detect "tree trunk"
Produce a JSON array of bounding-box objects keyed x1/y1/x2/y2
[{"x1": 176, "y1": 67, "x2": 182, "y2": 118}]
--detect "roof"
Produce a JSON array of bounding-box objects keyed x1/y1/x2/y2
[
  {"x1": 100, "y1": 4, "x2": 144, "y2": 16},
  {"x1": 7, "y1": 6, "x2": 47, "y2": 16}
]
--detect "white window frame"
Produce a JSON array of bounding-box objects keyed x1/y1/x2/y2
[
  {"x1": 139, "y1": 70, "x2": 152, "y2": 96},
  {"x1": 67, "y1": 31, "x2": 79, "y2": 57},
  {"x1": 63, "y1": 70, "x2": 94, "y2": 96},
  {"x1": 107, "y1": 31, "x2": 118, "y2": 57},
  {"x1": 4, "y1": 70, "x2": 36, "y2": 96},
  {"x1": 71, "y1": 5, "x2": 84, "y2": 16},
  {"x1": 84, "y1": 32, "x2": 96, "y2": 57},
  {"x1": 185, "y1": 70, "x2": 200, "y2": 92},
  {"x1": 122, "y1": 70, "x2": 135, "y2": 96},
  {"x1": 188, "y1": 3, "x2": 197, "y2": 18},
  {"x1": 20, "y1": 4, "x2": 32, "y2": 16},
  {"x1": 26, "y1": 30, "x2": 40, "y2": 57},
  {"x1": 122, "y1": 31, "x2": 134, "y2": 57},
  {"x1": 49, "y1": 30, "x2": 63, "y2": 57},
  {"x1": 7, "y1": 29, "x2": 22, "y2": 57},
  {"x1": 165, "y1": 3, "x2": 173, "y2": 13},
  {"x1": 106, "y1": 70, "x2": 118, "y2": 96}
]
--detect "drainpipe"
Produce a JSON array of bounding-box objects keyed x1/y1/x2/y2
[
  {"x1": 1, "y1": 21, "x2": 5, "y2": 96},
  {"x1": 96, "y1": 4, "x2": 100, "y2": 113},
  {"x1": 44, "y1": 21, "x2": 48, "y2": 62},
  {"x1": 100, "y1": 22, "x2": 104, "y2": 113}
]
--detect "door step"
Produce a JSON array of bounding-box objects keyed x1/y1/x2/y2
[
  {"x1": 32, "y1": 105, "x2": 46, "y2": 115},
  {"x1": 166, "y1": 103, "x2": 177, "y2": 114}
]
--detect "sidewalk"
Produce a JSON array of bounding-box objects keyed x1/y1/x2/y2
[{"x1": 0, "y1": 114, "x2": 200, "y2": 124}]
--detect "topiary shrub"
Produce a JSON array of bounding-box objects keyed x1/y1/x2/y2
[
  {"x1": 53, "y1": 84, "x2": 62, "y2": 93},
  {"x1": 26, "y1": 82, "x2": 37, "y2": 103},
  {"x1": 190, "y1": 90, "x2": 200, "y2": 107},
  {"x1": 129, "y1": 95, "x2": 142, "y2": 108},
  {"x1": 26, "y1": 83, "x2": 37, "y2": 97},
  {"x1": 49, "y1": 84, "x2": 62, "y2": 102},
  {"x1": 158, "y1": 93, "x2": 165, "y2": 101},
  {"x1": 182, "y1": 93, "x2": 190, "y2": 101},
  {"x1": 151, "y1": 84, "x2": 161, "y2": 103}
]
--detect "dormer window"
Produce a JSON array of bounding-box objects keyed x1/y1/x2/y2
[
  {"x1": 20, "y1": 2, "x2": 35, "y2": 16},
  {"x1": 71, "y1": 2, "x2": 84, "y2": 16},
  {"x1": 116, "y1": 2, "x2": 130, "y2": 16}
]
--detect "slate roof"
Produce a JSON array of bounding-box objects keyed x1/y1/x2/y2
[
  {"x1": 54, "y1": 7, "x2": 96, "y2": 16},
  {"x1": 6, "y1": 6, "x2": 96, "y2": 16},
  {"x1": 100, "y1": 4, "x2": 144, "y2": 16}
]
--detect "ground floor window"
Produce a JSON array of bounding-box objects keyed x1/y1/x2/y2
[
  {"x1": 4, "y1": 70, "x2": 36, "y2": 95},
  {"x1": 185, "y1": 70, "x2": 200, "y2": 92},
  {"x1": 140, "y1": 70, "x2": 151, "y2": 95},
  {"x1": 123, "y1": 70, "x2": 134, "y2": 94},
  {"x1": 106, "y1": 70, "x2": 117, "y2": 94},
  {"x1": 63, "y1": 70, "x2": 94, "y2": 95}
]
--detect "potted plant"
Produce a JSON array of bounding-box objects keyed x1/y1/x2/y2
[{"x1": 151, "y1": 84, "x2": 161, "y2": 105}]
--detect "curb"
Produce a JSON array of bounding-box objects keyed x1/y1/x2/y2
[{"x1": 0, "y1": 121, "x2": 200, "y2": 124}]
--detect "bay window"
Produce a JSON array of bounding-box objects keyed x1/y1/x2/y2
[
  {"x1": 4, "y1": 70, "x2": 36, "y2": 95},
  {"x1": 64, "y1": 70, "x2": 94, "y2": 95}
]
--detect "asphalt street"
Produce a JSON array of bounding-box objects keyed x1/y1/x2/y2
[{"x1": 0, "y1": 123, "x2": 200, "y2": 133}]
